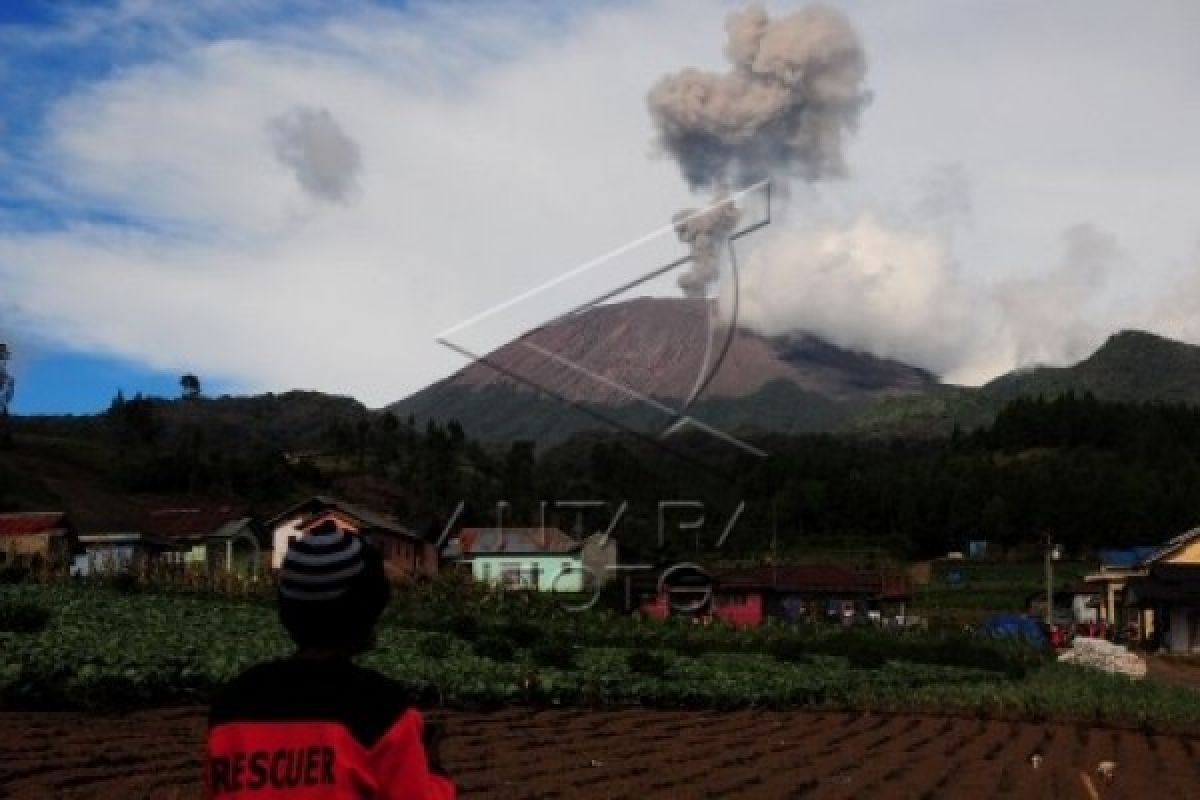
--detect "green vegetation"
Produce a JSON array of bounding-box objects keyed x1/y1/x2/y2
[
  {"x1": 914, "y1": 561, "x2": 1090, "y2": 614},
  {"x1": 3, "y1": 580, "x2": 1199, "y2": 732},
  {"x1": 8, "y1": 366, "x2": 1200, "y2": 561},
  {"x1": 854, "y1": 329, "x2": 1200, "y2": 436},
  {"x1": 0, "y1": 599, "x2": 51, "y2": 633}
]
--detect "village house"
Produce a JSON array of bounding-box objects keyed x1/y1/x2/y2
[
  {"x1": 71, "y1": 531, "x2": 186, "y2": 576},
  {"x1": 0, "y1": 512, "x2": 75, "y2": 569},
  {"x1": 1121, "y1": 529, "x2": 1200, "y2": 653},
  {"x1": 141, "y1": 507, "x2": 265, "y2": 575},
  {"x1": 640, "y1": 564, "x2": 913, "y2": 627},
  {"x1": 1083, "y1": 546, "x2": 1158, "y2": 635},
  {"x1": 266, "y1": 496, "x2": 438, "y2": 579},
  {"x1": 442, "y1": 527, "x2": 583, "y2": 592}
]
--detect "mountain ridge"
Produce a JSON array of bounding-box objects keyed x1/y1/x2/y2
[{"x1": 394, "y1": 299, "x2": 1200, "y2": 443}]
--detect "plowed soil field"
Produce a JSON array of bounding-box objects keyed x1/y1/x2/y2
[{"x1": 2, "y1": 707, "x2": 1199, "y2": 799}]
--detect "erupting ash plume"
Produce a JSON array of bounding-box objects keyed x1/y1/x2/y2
[
  {"x1": 673, "y1": 198, "x2": 741, "y2": 298},
  {"x1": 648, "y1": 3, "x2": 869, "y2": 297}
]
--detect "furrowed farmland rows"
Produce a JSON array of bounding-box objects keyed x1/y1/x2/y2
[
  {"x1": 890, "y1": 718, "x2": 996, "y2": 799},
  {"x1": 4, "y1": 708, "x2": 1200, "y2": 798},
  {"x1": 819, "y1": 717, "x2": 947, "y2": 797}
]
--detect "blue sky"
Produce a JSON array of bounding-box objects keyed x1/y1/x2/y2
[
  {"x1": 1, "y1": 0, "x2": 1199, "y2": 415},
  {"x1": 8, "y1": 351, "x2": 231, "y2": 415}
]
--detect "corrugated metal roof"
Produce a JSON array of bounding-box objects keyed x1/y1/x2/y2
[
  {"x1": 716, "y1": 564, "x2": 888, "y2": 594},
  {"x1": 141, "y1": 507, "x2": 248, "y2": 540},
  {"x1": 267, "y1": 496, "x2": 420, "y2": 540},
  {"x1": 0, "y1": 512, "x2": 68, "y2": 537},
  {"x1": 450, "y1": 527, "x2": 579, "y2": 556},
  {"x1": 1097, "y1": 547, "x2": 1158, "y2": 568}
]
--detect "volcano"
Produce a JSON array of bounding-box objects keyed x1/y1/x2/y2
[{"x1": 390, "y1": 296, "x2": 936, "y2": 443}]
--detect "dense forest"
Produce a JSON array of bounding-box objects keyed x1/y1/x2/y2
[{"x1": 3, "y1": 390, "x2": 1200, "y2": 560}]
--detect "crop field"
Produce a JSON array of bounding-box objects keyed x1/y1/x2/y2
[
  {"x1": 2, "y1": 580, "x2": 1200, "y2": 728},
  {"x1": 3, "y1": 707, "x2": 1200, "y2": 798},
  {"x1": 3, "y1": 579, "x2": 1200, "y2": 797}
]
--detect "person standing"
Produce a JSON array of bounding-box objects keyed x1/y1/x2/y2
[{"x1": 205, "y1": 521, "x2": 455, "y2": 799}]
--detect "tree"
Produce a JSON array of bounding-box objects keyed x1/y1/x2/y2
[
  {"x1": 108, "y1": 392, "x2": 161, "y2": 445},
  {"x1": 180, "y1": 374, "x2": 202, "y2": 399}
]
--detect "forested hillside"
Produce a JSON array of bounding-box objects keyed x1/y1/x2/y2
[{"x1": 2, "y1": 387, "x2": 1199, "y2": 559}]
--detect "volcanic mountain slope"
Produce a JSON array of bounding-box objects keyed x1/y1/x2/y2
[{"x1": 392, "y1": 296, "x2": 937, "y2": 443}]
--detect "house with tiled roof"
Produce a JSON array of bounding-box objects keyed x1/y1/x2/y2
[
  {"x1": 443, "y1": 527, "x2": 584, "y2": 592},
  {"x1": 0, "y1": 512, "x2": 75, "y2": 569},
  {"x1": 266, "y1": 496, "x2": 437, "y2": 579}
]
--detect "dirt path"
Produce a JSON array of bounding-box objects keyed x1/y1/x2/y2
[{"x1": 2, "y1": 707, "x2": 1198, "y2": 799}]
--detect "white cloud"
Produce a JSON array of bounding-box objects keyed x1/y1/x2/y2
[{"x1": 0, "y1": 0, "x2": 1199, "y2": 407}]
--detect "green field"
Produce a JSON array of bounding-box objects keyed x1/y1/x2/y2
[{"x1": 2, "y1": 579, "x2": 1198, "y2": 731}]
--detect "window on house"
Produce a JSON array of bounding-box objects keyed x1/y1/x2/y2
[
  {"x1": 481, "y1": 562, "x2": 491, "y2": 581},
  {"x1": 501, "y1": 565, "x2": 522, "y2": 588}
]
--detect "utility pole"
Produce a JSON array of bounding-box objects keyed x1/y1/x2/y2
[
  {"x1": 1044, "y1": 533, "x2": 1061, "y2": 628},
  {"x1": 771, "y1": 495, "x2": 778, "y2": 586},
  {"x1": 1044, "y1": 535, "x2": 1053, "y2": 627}
]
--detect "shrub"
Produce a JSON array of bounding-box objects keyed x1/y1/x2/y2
[
  {"x1": 416, "y1": 634, "x2": 455, "y2": 659},
  {"x1": 473, "y1": 635, "x2": 516, "y2": 663},
  {"x1": 674, "y1": 637, "x2": 712, "y2": 658},
  {"x1": 0, "y1": 566, "x2": 30, "y2": 584},
  {"x1": 772, "y1": 639, "x2": 809, "y2": 664},
  {"x1": 627, "y1": 650, "x2": 669, "y2": 677},
  {"x1": 106, "y1": 573, "x2": 141, "y2": 595},
  {"x1": 846, "y1": 644, "x2": 888, "y2": 670},
  {"x1": 0, "y1": 600, "x2": 51, "y2": 633},
  {"x1": 497, "y1": 620, "x2": 542, "y2": 648},
  {"x1": 447, "y1": 614, "x2": 480, "y2": 642},
  {"x1": 530, "y1": 641, "x2": 575, "y2": 670}
]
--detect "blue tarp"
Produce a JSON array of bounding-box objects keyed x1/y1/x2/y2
[
  {"x1": 1097, "y1": 547, "x2": 1157, "y2": 569},
  {"x1": 980, "y1": 614, "x2": 1050, "y2": 649}
]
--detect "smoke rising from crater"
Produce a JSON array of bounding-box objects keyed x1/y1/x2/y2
[
  {"x1": 649, "y1": 3, "x2": 869, "y2": 297},
  {"x1": 648, "y1": 3, "x2": 869, "y2": 192},
  {"x1": 672, "y1": 198, "x2": 741, "y2": 298}
]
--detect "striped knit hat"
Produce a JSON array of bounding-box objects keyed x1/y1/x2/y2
[{"x1": 279, "y1": 521, "x2": 369, "y2": 601}]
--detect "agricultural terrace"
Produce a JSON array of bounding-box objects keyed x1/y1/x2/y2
[{"x1": 2, "y1": 576, "x2": 1199, "y2": 733}]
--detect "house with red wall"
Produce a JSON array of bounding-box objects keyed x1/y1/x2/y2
[{"x1": 640, "y1": 563, "x2": 912, "y2": 627}]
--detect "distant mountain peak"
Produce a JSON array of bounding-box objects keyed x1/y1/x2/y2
[{"x1": 392, "y1": 295, "x2": 934, "y2": 442}]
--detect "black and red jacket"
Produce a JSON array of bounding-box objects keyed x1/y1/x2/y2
[{"x1": 205, "y1": 658, "x2": 455, "y2": 800}]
